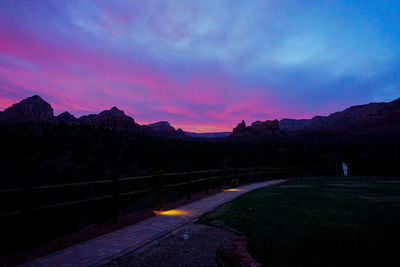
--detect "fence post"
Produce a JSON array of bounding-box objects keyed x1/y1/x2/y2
[
  {"x1": 112, "y1": 175, "x2": 119, "y2": 223},
  {"x1": 219, "y1": 170, "x2": 223, "y2": 189},
  {"x1": 22, "y1": 177, "x2": 33, "y2": 216},
  {"x1": 186, "y1": 171, "x2": 191, "y2": 200},
  {"x1": 155, "y1": 171, "x2": 164, "y2": 211},
  {"x1": 287, "y1": 168, "x2": 292, "y2": 179},
  {"x1": 225, "y1": 168, "x2": 230, "y2": 187},
  {"x1": 259, "y1": 167, "x2": 263, "y2": 181},
  {"x1": 206, "y1": 170, "x2": 210, "y2": 195},
  {"x1": 21, "y1": 176, "x2": 33, "y2": 246},
  {"x1": 218, "y1": 170, "x2": 223, "y2": 189}
]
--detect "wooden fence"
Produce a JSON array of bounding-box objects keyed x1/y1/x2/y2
[{"x1": 0, "y1": 166, "x2": 339, "y2": 223}]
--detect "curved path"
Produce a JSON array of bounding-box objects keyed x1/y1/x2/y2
[{"x1": 25, "y1": 179, "x2": 288, "y2": 267}]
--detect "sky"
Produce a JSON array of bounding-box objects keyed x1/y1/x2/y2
[{"x1": 0, "y1": 0, "x2": 399, "y2": 132}]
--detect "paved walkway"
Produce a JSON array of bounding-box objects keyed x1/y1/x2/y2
[{"x1": 25, "y1": 179, "x2": 288, "y2": 267}]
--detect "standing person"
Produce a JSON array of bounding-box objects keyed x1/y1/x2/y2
[{"x1": 342, "y1": 161, "x2": 348, "y2": 176}]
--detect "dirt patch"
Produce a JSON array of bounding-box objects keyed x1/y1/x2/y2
[
  {"x1": 328, "y1": 183, "x2": 374, "y2": 188},
  {"x1": 105, "y1": 224, "x2": 254, "y2": 267},
  {"x1": 376, "y1": 180, "x2": 400, "y2": 184},
  {"x1": 353, "y1": 194, "x2": 400, "y2": 202},
  {"x1": 231, "y1": 236, "x2": 261, "y2": 267},
  {"x1": 278, "y1": 185, "x2": 313, "y2": 188},
  {"x1": 262, "y1": 192, "x2": 283, "y2": 196}
]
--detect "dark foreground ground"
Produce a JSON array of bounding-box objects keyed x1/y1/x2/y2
[
  {"x1": 105, "y1": 224, "x2": 239, "y2": 267},
  {"x1": 199, "y1": 176, "x2": 400, "y2": 267},
  {"x1": 1, "y1": 123, "x2": 399, "y2": 260},
  {"x1": 0, "y1": 188, "x2": 224, "y2": 266}
]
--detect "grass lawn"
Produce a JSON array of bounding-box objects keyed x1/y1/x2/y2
[{"x1": 198, "y1": 176, "x2": 400, "y2": 266}]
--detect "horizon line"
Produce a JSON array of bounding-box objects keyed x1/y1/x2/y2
[{"x1": 1, "y1": 95, "x2": 399, "y2": 133}]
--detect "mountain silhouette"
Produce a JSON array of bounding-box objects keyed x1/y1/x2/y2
[
  {"x1": 56, "y1": 112, "x2": 79, "y2": 125},
  {"x1": 79, "y1": 106, "x2": 139, "y2": 132},
  {"x1": 1, "y1": 95, "x2": 400, "y2": 138},
  {"x1": 279, "y1": 97, "x2": 400, "y2": 134},
  {"x1": 229, "y1": 119, "x2": 280, "y2": 139},
  {"x1": 0, "y1": 95, "x2": 55, "y2": 124}
]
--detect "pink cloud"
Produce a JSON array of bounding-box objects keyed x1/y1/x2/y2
[{"x1": 0, "y1": 16, "x2": 293, "y2": 132}]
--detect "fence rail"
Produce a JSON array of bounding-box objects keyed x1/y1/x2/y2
[{"x1": 0, "y1": 166, "x2": 339, "y2": 221}]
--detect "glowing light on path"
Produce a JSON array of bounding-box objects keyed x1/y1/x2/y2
[
  {"x1": 224, "y1": 188, "x2": 242, "y2": 192},
  {"x1": 155, "y1": 210, "x2": 189, "y2": 216}
]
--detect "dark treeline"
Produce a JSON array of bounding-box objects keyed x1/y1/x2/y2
[{"x1": 1, "y1": 123, "x2": 400, "y2": 188}]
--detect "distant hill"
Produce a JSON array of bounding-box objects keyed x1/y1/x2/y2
[
  {"x1": 228, "y1": 120, "x2": 281, "y2": 140},
  {"x1": 0, "y1": 96, "x2": 189, "y2": 139},
  {"x1": 56, "y1": 111, "x2": 79, "y2": 125},
  {"x1": 1, "y1": 95, "x2": 400, "y2": 139},
  {"x1": 279, "y1": 98, "x2": 400, "y2": 134},
  {"x1": 226, "y1": 97, "x2": 400, "y2": 139},
  {"x1": 148, "y1": 121, "x2": 189, "y2": 139},
  {"x1": 0, "y1": 95, "x2": 56, "y2": 124},
  {"x1": 79, "y1": 106, "x2": 140, "y2": 132}
]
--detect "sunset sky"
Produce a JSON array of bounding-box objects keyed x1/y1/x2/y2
[{"x1": 0, "y1": 1, "x2": 399, "y2": 132}]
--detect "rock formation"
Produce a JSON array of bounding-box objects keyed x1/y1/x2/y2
[
  {"x1": 250, "y1": 120, "x2": 280, "y2": 134},
  {"x1": 56, "y1": 112, "x2": 80, "y2": 125},
  {"x1": 0, "y1": 95, "x2": 56, "y2": 124},
  {"x1": 148, "y1": 121, "x2": 189, "y2": 139},
  {"x1": 2, "y1": 94, "x2": 399, "y2": 138},
  {"x1": 229, "y1": 119, "x2": 280, "y2": 139},
  {"x1": 79, "y1": 107, "x2": 139, "y2": 131},
  {"x1": 148, "y1": 121, "x2": 176, "y2": 134},
  {"x1": 278, "y1": 119, "x2": 309, "y2": 132},
  {"x1": 279, "y1": 97, "x2": 400, "y2": 134}
]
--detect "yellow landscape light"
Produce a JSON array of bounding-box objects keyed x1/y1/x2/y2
[
  {"x1": 155, "y1": 209, "x2": 189, "y2": 216},
  {"x1": 224, "y1": 188, "x2": 242, "y2": 192}
]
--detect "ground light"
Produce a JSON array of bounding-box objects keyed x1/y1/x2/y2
[
  {"x1": 223, "y1": 188, "x2": 242, "y2": 192},
  {"x1": 154, "y1": 210, "x2": 189, "y2": 216}
]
